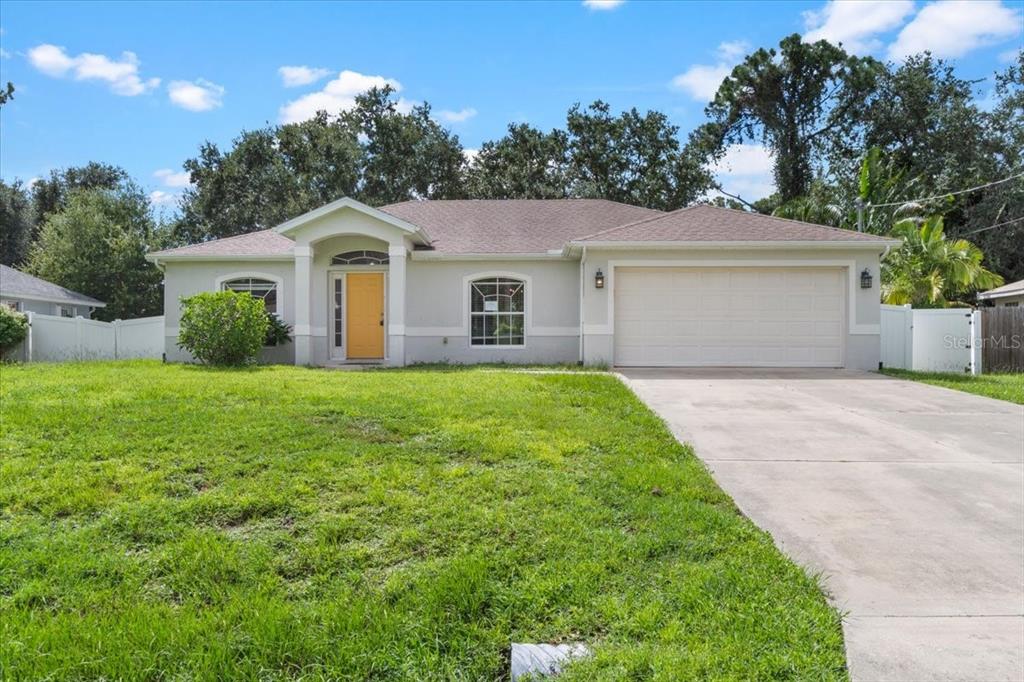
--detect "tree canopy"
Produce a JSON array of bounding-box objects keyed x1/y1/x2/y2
[
  {"x1": 691, "y1": 34, "x2": 882, "y2": 203},
  {"x1": 25, "y1": 185, "x2": 167, "y2": 321}
]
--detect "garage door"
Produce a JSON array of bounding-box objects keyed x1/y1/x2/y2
[{"x1": 614, "y1": 267, "x2": 845, "y2": 367}]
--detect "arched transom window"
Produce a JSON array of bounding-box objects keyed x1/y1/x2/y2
[
  {"x1": 222, "y1": 277, "x2": 278, "y2": 315},
  {"x1": 332, "y1": 250, "x2": 390, "y2": 265},
  {"x1": 470, "y1": 277, "x2": 525, "y2": 346}
]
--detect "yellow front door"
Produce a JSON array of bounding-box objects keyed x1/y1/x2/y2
[{"x1": 345, "y1": 273, "x2": 385, "y2": 359}]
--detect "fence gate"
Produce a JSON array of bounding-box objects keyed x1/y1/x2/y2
[{"x1": 981, "y1": 307, "x2": 1024, "y2": 373}]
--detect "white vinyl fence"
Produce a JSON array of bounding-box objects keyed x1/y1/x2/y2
[
  {"x1": 880, "y1": 304, "x2": 982, "y2": 374},
  {"x1": 13, "y1": 313, "x2": 164, "y2": 362}
]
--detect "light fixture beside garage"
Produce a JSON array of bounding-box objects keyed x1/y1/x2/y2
[
  {"x1": 860, "y1": 268, "x2": 873, "y2": 289},
  {"x1": 594, "y1": 269, "x2": 605, "y2": 289}
]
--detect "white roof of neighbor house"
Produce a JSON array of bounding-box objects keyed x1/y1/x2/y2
[
  {"x1": 146, "y1": 199, "x2": 897, "y2": 260},
  {"x1": 977, "y1": 279, "x2": 1024, "y2": 300},
  {"x1": 0, "y1": 265, "x2": 106, "y2": 307}
]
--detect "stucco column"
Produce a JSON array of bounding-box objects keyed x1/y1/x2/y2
[
  {"x1": 387, "y1": 245, "x2": 406, "y2": 366},
  {"x1": 293, "y1": 245, "x2": 312, "y2": 365}
]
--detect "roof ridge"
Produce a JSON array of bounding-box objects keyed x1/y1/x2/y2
[{"x1": 574, "y1": 204, "x2": 700, "y2": 242}]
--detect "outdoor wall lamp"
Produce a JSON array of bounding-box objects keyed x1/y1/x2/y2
[
  {"x1": 861, "y1": 268, "x2": 873, "y2": 289},
  {"x1": 594, "y1": 269, "x2": 605, "y2": 289}
]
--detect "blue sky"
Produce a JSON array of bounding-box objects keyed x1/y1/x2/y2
[{"x1": 1, "y1": 0, "x2": 1021, "y2": 208}]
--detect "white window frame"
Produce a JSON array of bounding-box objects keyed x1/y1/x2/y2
[
  {"x1": 463, "y1": 271, "x2": 532, "y2": 350},
  {"x1": 214, "y1": 272, "x2": 285, "y2": 319},
  {"x1": 1, "y1": 299, "x2": 22, "y2": 312},
  {"x1": 56, "y1": 304, "x2": 74, "y2": 318}
]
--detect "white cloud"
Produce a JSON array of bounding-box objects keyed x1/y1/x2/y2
[
  {"x1": 148, "y1": 190, "x2": 178, "y2": 206},
  {"x1": 154, "y1": 168, "x2": 192, "y2": 188},
  {"x1": 278, "y1": 65, "x2": 332, "y2": 87},
  {"x1": 437, "y1": 107, "x2": 477, "y2": 123},
  {"x1": 582, "y1": 0, "x2": 624, "y2": 10},
  {"x1": 670, "y1": 41, "x2": 750, "y2": 101},
  {"x1": 803, "y1": 0, "x2": 914, "y2": 54},
  {"x1": 1000, "y1": 47, "x2": 1022, "y2": 63},
  {"x1": 463, "y1": 148, "x2": 480, "y2": 165},
  {"x1": 710, "y1": 144, "x2": 776, "y2": 202},
  {"x1": 0, "y1": 48, "x2": 10, "y2": 59},
  {"x1": 888, "y1": 1, "x2": 1023, "y2": 60},
  {"x1": 167, "y1": 78, "x2": 224, "y2": 112},
  {"x1": 26, "y1": 44, "x2": 160, "y2": 95},
  {"x1": 671, "y1": 63, "x2": 733, "y2": 101},
  {"x1": 716, "y1": 40, "x2": 751, "y2": 62},
  {"x1": 279, "y1": 69, "x2": 409, "y2": 124}
]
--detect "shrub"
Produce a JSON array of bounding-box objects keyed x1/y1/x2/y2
[
  {"x1": 177, "y1": 291, "x2": 269, "y2": 366},
  {"x1": 264, "y1": 312, "x2": 293, "y2": 347},
  {"x1": 0, "y1": 306, "x2": 29, "y2": 359}
]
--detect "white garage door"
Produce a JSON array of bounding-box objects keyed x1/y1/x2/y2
[{"x1": 614, "y1": 267, "x2": 845, "y2": 367}]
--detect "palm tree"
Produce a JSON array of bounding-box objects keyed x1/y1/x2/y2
[{"x1": 882, "y1": 215, "x2": 1003, "y2": 307}]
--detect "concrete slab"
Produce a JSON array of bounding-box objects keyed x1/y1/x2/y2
[{"x1": 619, "y1": 369, "x2": 1024, "y2": 681}]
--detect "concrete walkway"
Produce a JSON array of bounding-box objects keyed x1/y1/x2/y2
[{"x1": 619, "y1": 368, "x2": 1024, "y2": 682}]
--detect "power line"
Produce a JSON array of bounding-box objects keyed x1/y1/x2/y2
[
  {"x1": 868, "y1": 171, "x2": 1024, "y2": 209},
  {"x1": 960, "y1": 215, "x2": 1024, "y2": 236}
]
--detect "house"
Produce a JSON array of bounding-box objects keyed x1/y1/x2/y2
[
  {"x1": 977, "y1": 279, "x2": 1024, "y2": 307},
  {"x1": 0, "y1": 265, "x2": 106, "y2": 319},
  {"x1": 146, "y1": 198, "x2": 898, "y2": 369}
]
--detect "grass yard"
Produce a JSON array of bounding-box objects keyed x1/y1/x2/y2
[
  {"x1": 880, "y1": 368, "x2": 1024, "y2": 404},
  {"x1": 0, "y1": 361, "x2": 846, "y2": 680}
]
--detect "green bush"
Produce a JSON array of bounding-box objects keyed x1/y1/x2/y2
[
  {"x1": 0, "y1": 306, "x2": 29, "y2": 358},
  {"x1": 177, "y1": 291, "x2": 269, "y2": 366}
]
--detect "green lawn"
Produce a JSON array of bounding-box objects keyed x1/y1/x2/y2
[
  {"x1": 0, "y1": 361, "x2": 846, "y2": 680},
  {"x1": 881, "y1": 368, "x2": 1024, "y2": 404}
]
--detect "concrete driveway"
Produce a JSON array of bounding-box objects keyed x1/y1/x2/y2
[{"x1": 619, "y1": 368, "x2": 1024, "y2": 682}]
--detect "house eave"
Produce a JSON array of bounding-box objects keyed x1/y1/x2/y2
[
  {"x1": 564, "y1": 239, "x2": 901, "y2": 255},
  {"x1": 0, "y1": 292, "x2": 107, "y2": 308},
  {"x1": 272, "y1": 197, "x2": 432, "y2": 244},
  {"x1": 145, "y1": 254, "x2": 295, "y2": 264},
  {"x1": 410, "y1": 251, "x2": 573, "y2": 261}
]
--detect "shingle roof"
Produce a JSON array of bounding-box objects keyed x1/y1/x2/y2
[
  {"x1": 977, "y1": 279, "x2": 1024, "y2": 300},
  {"x1": 575, "y1": 204, "x2": 896, "y2": 243},
  {"x1": 148, "y1": 229, "x2": 295, "y2": 258},
  {"x1": 0, "y1": 265, "x2": 106, "y2": 306},
  {"x1": 147, "y1": 200, "x2": 895, "y2": 260},
  {"x1": 380, "y1": 199, "x2": 662, "y2": 254}
]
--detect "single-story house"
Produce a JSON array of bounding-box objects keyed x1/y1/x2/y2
[
  {"x1": 146, "y1": 198, "x2": 898, "y2": 369},
  {"x1": 0, "y1": 264, "x2": 106, "y2": 319},
  {"x1": 977, "y1": 279, "x2": 1024, "y2": 307}
]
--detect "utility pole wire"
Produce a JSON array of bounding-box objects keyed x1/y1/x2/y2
[
  {"x1": 960, "y1": 215, "x2": 1024, "y2": 236},
  {"x1": 867, "y1": 171, "x2": 1024, "y2": 209}
]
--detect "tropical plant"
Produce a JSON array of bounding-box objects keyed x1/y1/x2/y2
[
  {"x1": 177, "y1": 291, "x2": 269, "y2": 365},
  {"x1": 264, "y1": 312, "x2": 293, "y2": 347},
  {"x1": 882, "y1": 216, "x2": 1003, "y2": 307},
  {"x1": 0, "y1": 306, "x2": 29, "y2": 358}
]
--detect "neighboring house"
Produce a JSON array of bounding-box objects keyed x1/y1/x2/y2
[
  {"x1": 977, "y1": 279, "x2": 1024, "y2": 307},
  {"x1": 146, "y1": 198, "x2": 898, "y2": 369},
  {"x1": 0, "y1": 265, "x2": 106, "y2": 319}
]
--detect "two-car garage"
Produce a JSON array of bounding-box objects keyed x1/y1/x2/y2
[{"x1": 612, "y1": 266, "x2": 846, "y2": 367}]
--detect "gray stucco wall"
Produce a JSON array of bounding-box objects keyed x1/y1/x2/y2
[
  {"x1": 161, "y1": 260, "x2": 296, "y2": 364},
  {"x1": 579, "y1": 247, "x2": 885, "y2": 370},
  {"x1": 2, "y1": 298, "x2": 95, "y2": 318},
  {"x1": 157, "y1": 244, "x2": 885, "y2": 370},
  {"x1": 404, "y1": 258, "x2": 580, "y2": 365}
]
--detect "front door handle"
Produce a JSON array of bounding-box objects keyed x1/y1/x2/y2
[{"x1": 380, "y1": 313, "x2": 384, "y2": 326}]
